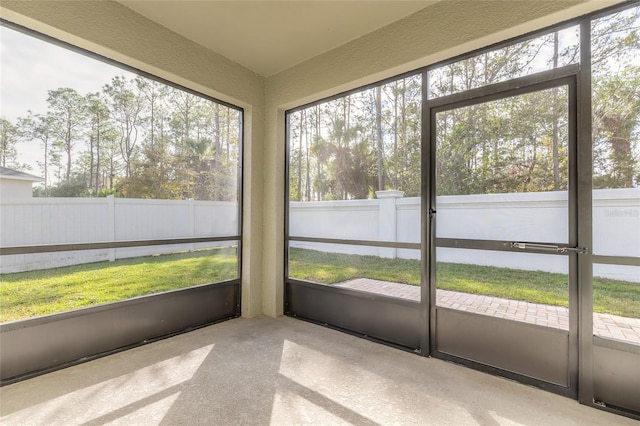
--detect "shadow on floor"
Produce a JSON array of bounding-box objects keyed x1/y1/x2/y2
[{"x1": 0, "y1": 316, "x2": 634, "y2": 425}]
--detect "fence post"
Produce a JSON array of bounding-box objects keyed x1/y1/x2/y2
[
  {"x1": 107, "y1": 195, "x2": 115, "y2": 262},
  {"x1": 376, "y1": 190, "x2": 404, "y2": 259},
  {"x1": 188, "y1": 198, "x2": 195, "y2": 253}
]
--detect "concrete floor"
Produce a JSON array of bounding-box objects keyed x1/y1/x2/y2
[{"x1": 0, "y1": 316, "x2": 635, "y2": 425}]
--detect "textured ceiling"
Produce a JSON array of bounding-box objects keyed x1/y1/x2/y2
[{"x1": 117, "y1": 1, "x2": 437, "y2": 77}]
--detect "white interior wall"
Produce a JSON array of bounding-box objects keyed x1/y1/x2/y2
[{"x1": 0, "y1": 0, "x2": 624, "y2": 318}]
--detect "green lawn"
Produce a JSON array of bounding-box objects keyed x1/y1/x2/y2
[
  {"x1": 1, "y1": 247, "x2": 637, "y2": 323},
  {"x1": 0, "y1": 248, "x2": 237, "y2": 322},
  {"x1": 289, "y1": 248, "x2": 640, "y2": 318}
]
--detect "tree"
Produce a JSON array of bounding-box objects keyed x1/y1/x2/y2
[
  {"x1": 288, "y1": 74, "x2": 422, "y2": 201},
  {"x1": 19, "y1": 112, "x2": 55, "y2": 194},
  {"x1": 47, "y1": 88, "x2": 86, "y2": 181},
  {"x1": 0, "y1": 117, "x2": 21, "y2": 169},
  {"x1": 86, "y1": 93, "x2": 118, "y2": 195},
  {"x1": 104, "y1": 76, "x2": 144, "y2": 178},
  {"x1": 47, "y1": 172, "x2": 90, "y2": 197},
  {"x1": 136, "y1": 76, "x2": 168, "y2": 150},
  {"x1": 591, "y1": 8, "x2": 640, "y2": 188},
  {"x1": 117, "y1": 134, "x2": 179, "y2": 199},
  {"x1": 374, "y1": 86, "x2": 384, "y2": 191},
  {"x1": 169, "y1": 88, "x2": 197, "y2": 154},
  {"x1": 593, "y1": 71, "x2": 640, "y2": 188}
]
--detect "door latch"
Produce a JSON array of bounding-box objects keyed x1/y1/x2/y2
[{"x1": 510, "y1": 242, "x2": 588, "y2": 254}]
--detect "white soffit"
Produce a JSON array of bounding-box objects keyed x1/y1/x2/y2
[{"x1": 116, "y1": 1, "x2": 437, "y2": 77}]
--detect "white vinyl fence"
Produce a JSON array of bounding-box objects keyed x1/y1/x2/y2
[
  {"x1": 0, "y1": 196, "x2": 238, "y2": 273},
  {"x1": 1, "y1": 190, "x2": 638, "y2": 281},
  {"x1": 290, "y1": 189, "x2": 640, "y2": 282}
]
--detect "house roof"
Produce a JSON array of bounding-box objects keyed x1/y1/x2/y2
[{"x1": 0, "y1": 166, "x2": 44, "y2": 182}]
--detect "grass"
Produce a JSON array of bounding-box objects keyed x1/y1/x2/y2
[
  {"x1": 0, "y1": 248, "x2": 237, "y2": 322},
  {"x1": 289, "y1": 248, "x2": 640, "y2": 318},
  {"x1": 1, "y1": 247, "x2": 637, "y2": 322}
]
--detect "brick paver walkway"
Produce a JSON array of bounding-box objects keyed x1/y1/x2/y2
[{"x1": 335, "y1": 278, "x2": 640, "y2": 344}]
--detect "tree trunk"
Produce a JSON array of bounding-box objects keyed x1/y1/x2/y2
[
  {"x1": 297, "y1": 113, "x2": 302, "y2": 201},
  {"x1": 375, "y1": 86, "x2": 384, "y2": 191},
  {"x1": 552, "y1": 32, "x2": 560, "y2": 190},
  {"x1": 315, "y1": 107, "x2": 321, "y2": 200},
  {"x1": 66, "y1": 122, "x2": 72, "y2": 181},
  {"x1": 303, "y1": 109, "x2": 310, "y2": 200},
  {"x1": 89, "y1": 135, "x2": 95, "y2": 192},
  {"x1": 43, "y1": 137, "x2": 49, "y2": 195},
  {"x1": 95, "y1": 115, "x2": 101, "y2": 195},
  {"x1": 214, "y1": 103, "x2": 221, "y2": 201},
  {"x1": 150, "y1": 84, "x2": 155, "y2": 148},
  {"x1": 393, "y1": 81, "x2": 398, "y2": 188},
  {"x1": 401, "y1": 78, "x2": 407, "y2": 190}
]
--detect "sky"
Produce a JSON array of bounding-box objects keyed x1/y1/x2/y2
[{"x1": 0, "y1": 25, "x2": 136, "y2": 178}]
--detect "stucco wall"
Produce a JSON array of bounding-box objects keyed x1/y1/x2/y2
[{"x1": 0, "y1": 0, "x2": 265, "y2": 317}]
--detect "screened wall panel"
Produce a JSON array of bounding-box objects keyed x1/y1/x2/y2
[
  {"x1": 285, "y1": 74, "x2": 423, "y2": 349},
  {"x1": 428, "y1": 25, "x2": 580, "y2": 98},
  {"x1": 0, "y1": 20, "x2": 243, "y2": 381},
  {"x1": 590, "y1": 5, "x2": 640, "y2": 347},
  {"x1": 286, "y1": 73, "x2": 423, "y2": 304}
]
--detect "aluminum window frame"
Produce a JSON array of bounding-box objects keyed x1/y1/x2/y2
[
  {"x1": 0, "y1": 18, "x2": 246, "y2": 316},
  {"x1": 284, "y1": 1, "x2": 640, "y2": 419},
  {"x1": 284, "y1": 70, "x2": 424, "y2": 292}
]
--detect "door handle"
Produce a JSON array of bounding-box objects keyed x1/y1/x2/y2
[{"x1": 510, "y1": 242, "x2": 588, "y2": 254}]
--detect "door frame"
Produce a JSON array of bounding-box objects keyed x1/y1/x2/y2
[{"x1": 424, "y1": 67, "x2": 580, "y2": 397}]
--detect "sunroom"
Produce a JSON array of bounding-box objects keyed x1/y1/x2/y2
[{"x1": 0, "y1": 0, "x2": 638, "y2": 423}]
